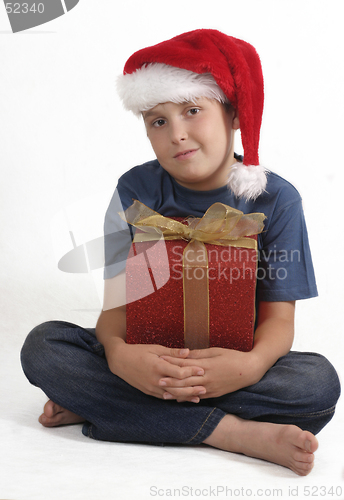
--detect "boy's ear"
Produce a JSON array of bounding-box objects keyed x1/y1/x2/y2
[{"x1": 232, "y1": 110, "x2": 240, "y2": 130}]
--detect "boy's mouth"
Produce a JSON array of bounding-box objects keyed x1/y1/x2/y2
[{"x1": 173, "y1": 149, "x2": 198, "y2": 160}]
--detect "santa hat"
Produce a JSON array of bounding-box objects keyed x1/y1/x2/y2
[{"x1": 117, "y1": 29, "x2": 267, "y2": 201}]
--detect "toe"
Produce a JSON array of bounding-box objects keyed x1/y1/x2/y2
[
  {"x1": 295, "y1": 460, "x2": 314, "y2": 476},
  {"x1": 288, "y1": 427, "x2": 318, "y2": 454},
  {"x1": 293, "y1": 449, "x2": 314, "y2": 464},
  {"x1": 39, "y1": 413, "x2": 55, "y2": 427},
  {"x1": 43, "y1": 400, "x2": 59, "y2": 418},
  {"x1": 301, "y1": 432, "x2": 318, "y2": 453}
]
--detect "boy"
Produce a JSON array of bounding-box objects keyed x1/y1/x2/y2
[{"x1": 21, "y1": 29, "x2": 340, "y2": 476}]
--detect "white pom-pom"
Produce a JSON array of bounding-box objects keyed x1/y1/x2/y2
[{"x1": 228, "y1": 163, "x2": 268, "y2": 201}]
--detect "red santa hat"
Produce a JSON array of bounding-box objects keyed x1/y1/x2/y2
[{"x1": 117, "y1": 29, "x2": 267, "y2": 201}]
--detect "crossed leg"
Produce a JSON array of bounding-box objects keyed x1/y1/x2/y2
[
  {"x1": 39, "y1": 399, "x2": 317, "y2": 476},
  {"x1": 22, "y1": 324, "x2": 338, "y2": 478}
]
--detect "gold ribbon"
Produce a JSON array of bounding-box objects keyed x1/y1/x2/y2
[{"x1": 120, "y1": 200, "x2": 266, "y2": 349}]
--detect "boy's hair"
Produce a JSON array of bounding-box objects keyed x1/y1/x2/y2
[{"x1": 117, "y1": 29, "x2": 267, "y2": 201}]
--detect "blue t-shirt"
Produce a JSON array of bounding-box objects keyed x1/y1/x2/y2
[{"x1": 104, "y1": 157, "x2": 318, "y2": 302}]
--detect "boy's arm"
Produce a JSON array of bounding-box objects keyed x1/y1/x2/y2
[
  {"x1": 249, "y1": 300, "x2": 295, "y2": 377},
  {"x1": 158, "y1": 301, "x2": 295, "y2": 401}
]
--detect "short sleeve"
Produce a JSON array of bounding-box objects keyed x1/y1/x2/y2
[
  {"x1": 103, "y1": 188, "x2": 133, "y2": 279},
  {"x1": 256, "y1": 198, "x2": 318, "y2": 302}
]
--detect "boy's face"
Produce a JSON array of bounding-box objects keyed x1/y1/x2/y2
[{"x1": 143, "y1": 98, "x2": 240, "y2": 191}]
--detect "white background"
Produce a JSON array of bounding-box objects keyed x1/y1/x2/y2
[{"x1": 0, "y1": 1, "x2": 343, "y2": 499}]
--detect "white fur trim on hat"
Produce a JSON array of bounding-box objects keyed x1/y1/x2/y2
[
  {"x1": 228, "y1": 163, "x2": 268, "y2": 201},
  {"x1": 117, "y1": 63, "x2": 228, "y2": 115}
]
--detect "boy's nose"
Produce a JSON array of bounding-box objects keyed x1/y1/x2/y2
[{"x1": 169, "y1": 122, "x2": 188, "y2": 143}]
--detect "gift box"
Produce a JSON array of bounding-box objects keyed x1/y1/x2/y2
[{"x1": 122, "y1": 201, "x2": 265, "y2": 351}]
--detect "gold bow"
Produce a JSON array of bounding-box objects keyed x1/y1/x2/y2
[
  {"x1": 120, "y1": 199, "x2": 266, "y2": 249},
  {"x1": 120, "y1": 200, "x2": 266, "y2": 350}
]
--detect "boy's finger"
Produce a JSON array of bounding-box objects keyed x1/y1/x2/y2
[
  {"x1": 159, "y1": 365, "x2": 205, "y2": 382},
  {"x1": 150, "y1": 347, "x2": 189, "y2": 358},
  {"x1": 160, "y1": 355, "x2": 194, "y2": 365},
  {"x1": 163, "y1": 386, "x2": 206, "y2": 400},
  {"x1": 168, "y1": 348, "x2": 190, "y2": 358},
  {"x1": 161, "y1": 393, "x2": 200, "y2": 404},
  {"x1": 159, "y1": 375, "x2": 205, "y2": 388},
  {"x1": 160, "y1": 356, "x2": 204, "y2": 378},
  {"x1": 187, "y1": 348, "x2": 221, "y2": 359},
  {"x1": 162, "y1": 361, "x2": 205, "y2": 380}
]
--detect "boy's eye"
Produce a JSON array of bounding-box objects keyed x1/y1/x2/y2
[
  {"x1": 187, "y1": 107, "x2": 200, "y2": 116},
  {"x1": 152, "y1": 119, "x2": 166, "y2": 128}
]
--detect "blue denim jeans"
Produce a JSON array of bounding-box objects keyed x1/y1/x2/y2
[{"x1": 20, "y1": 321, "x2": 341, "y2": 444}]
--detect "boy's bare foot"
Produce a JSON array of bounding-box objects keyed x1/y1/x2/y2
[
  {"x1": 39, "y1": 400, "x2": 85, "y2": 427},
  {"x1": 203, "y1": 415, "x2": 318, "y2": 476}
]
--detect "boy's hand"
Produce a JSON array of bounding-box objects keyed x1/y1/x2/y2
[
  {"x1": 107, "y1": 343, "x2": 207, "y2": 402},
  {"x1": 159, "y1": 348, "x2": 261, "y2": 401}
]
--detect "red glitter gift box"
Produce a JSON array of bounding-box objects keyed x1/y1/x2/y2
[{"x1": 123, "y1": 201, "x2": 265, "y2": 352}]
